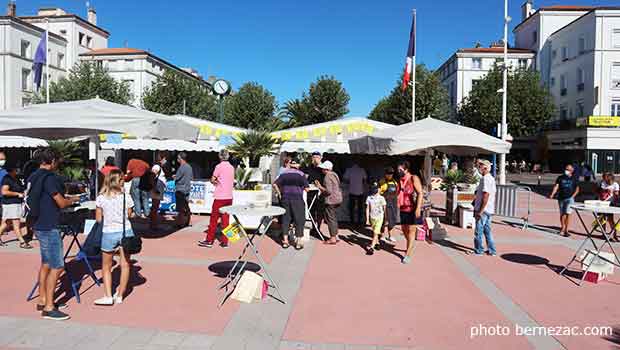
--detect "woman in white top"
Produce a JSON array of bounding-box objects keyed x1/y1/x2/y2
[
  {"x1": 149, "y1": 164, "x2": 167, "y2": 230},
  {"x1": 94, "y1": 169, "x2": 135, "y2": 305}
]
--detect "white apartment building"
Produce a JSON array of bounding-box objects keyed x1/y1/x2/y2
[
  {"x1": 438, "y1": 46, "x2": 535, "y2": 118},
  {"x1": 0, "y1": 2, "x2": 209, "y2": 111},
  {"x1": 20, "y1": 7, "x2": 109, "y2": 70},
  {"x1": 0, "y1": 14, "x2": 67, "y2": 109},
  {"x1": 80, "y1": 48, "x2": 211, "y2": 106},
  {"x1": 514, "y1": 2, "x2": 620, "y2": 173}
]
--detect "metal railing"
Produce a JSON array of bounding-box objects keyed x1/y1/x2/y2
[{"x1": 495, "y1": 184, "x2": 532, "y2": 230}]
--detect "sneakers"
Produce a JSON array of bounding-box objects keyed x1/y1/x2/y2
[
  {"x1": 113, "y1": 293, "x2": 123, "y2": 304},
  {"x1": 41, "y1": 309, "x2": 70, "y2": 321},
  {"x1": 94, "y1": 296, "x2": 114, "y2": 306},
  {"x1": 401, "y1": 256, "x2": 412, "y2": 264},
  {"x1": 387, "y1": 236, "x2": 397, "y2": 243},
  {"x1": 366, "y1": 248, "x2": 375, "y2": 256},
  {"x1": 197, "y1": 240, "x2": 214, "y2": 248},
  {"x1": 36, "y1": 303, "x2": 67, "y2": 311},
  {"x1": 220, "y1": 242, "x2": 229, "y2": 249}
]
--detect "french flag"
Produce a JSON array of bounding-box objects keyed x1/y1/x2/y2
[{"x1": 401, "y1": 12, "x2": 416, "y2": 91}]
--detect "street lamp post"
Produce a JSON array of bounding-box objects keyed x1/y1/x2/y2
[{"x1": 499, "y1": 0, "x2": 510, "y2": 185}]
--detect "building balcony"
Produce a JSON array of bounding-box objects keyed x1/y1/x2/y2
[
  {"x1": 577, "y1": 83, "x2": 584, "y2": 92},
  {"x1": 560, "y1": 88, "x2": 567, "y2": 96}
]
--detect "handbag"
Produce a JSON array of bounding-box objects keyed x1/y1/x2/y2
[{"x1": 121, "y1": 193, "x2": 142, "y2": 255}]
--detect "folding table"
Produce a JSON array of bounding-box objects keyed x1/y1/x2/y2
[
  {"x1": 27, "y1": 201, "x2": 100, "y2": 303},
  {"x1": 559, "y1": 204, "x2": 620, "y2": 285},
  {"x1": 217, "y1": 205, "x2": 286, "y2": 307}
]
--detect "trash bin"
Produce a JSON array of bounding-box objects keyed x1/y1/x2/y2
[{"x1": 459, "y1": 203, "x2": 475, "y2": 229}]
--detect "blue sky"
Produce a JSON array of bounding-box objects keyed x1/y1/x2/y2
[{"x1": 23, "y1": 0, "x2": 619, "y2": 116}]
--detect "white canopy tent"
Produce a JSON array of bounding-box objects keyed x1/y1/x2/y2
[
  {"x1": 0, "y1": 98, "x2": 199, "y2": 141},
  {"x1": 349, "y1": 118, "x2": 511, "y2": 187},
  {"x1": 0, "y1": 98, "x2": 200, "y2": 188},
  {"x1": 100, "y1": 115, "x2": 246, "y2": 152},
  {"x1": 348, "y1": 117, "x2": 511, "y2": 156},
  {"x1": 273, "y1": 118, "x2": 394, "y2": 154}
]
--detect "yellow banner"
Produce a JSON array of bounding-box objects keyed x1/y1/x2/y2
[{"x1": 588, "y1": 116, "x2": 620, "y2": 127}]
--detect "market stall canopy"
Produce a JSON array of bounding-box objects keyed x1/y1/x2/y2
[
  {"x1": 0, "y1": 98, "x2": 199, "y2": 141},
  {"x1": 348, "y1": 117, "x2": 511, "y2": 156},
  {"x1": 273, "y1": 118, "x2": 394, "y2": 154},
  {"x1": 100, "y1": 115, "x2": 247, "y2": 151},
  {"x1": 174, "y1": 115, "x2": 248, "y2": 140},
  {"x1": 100, "y1": 139, "x2": 223, "y2": 152},
  {"x1": 0, "y1": 136, "x2": 48, "y2": 148}
]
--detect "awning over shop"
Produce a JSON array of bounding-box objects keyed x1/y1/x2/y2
[
  {"x1": 279, "y1": 141, "x2": 350, "y2": 154},
  {"x1": 100, "y1": 139, "x2": 222, "y2": 152},
  {"x1": 273, "y1": 118, "x2": 394, "y2": 154},
  {"x1": 0, "y1": 137, "x2": 48, "y2": 148},
  {"x1": 174, "y1": 115, "x2": 247, "y2": 140}
]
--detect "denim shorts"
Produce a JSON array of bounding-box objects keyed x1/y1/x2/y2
[
  {"x1": 101, "y1": 229, "x2": 134, "y2": 253},
  {"x1": 36, "y1": 229, "x2": 64, "y2": 269},
  {"x1": 558, "y1": 198, "x2": 575, "y2": 215}
]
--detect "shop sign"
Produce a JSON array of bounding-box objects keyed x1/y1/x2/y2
[{"x1": 588, "y1": 116, "x2": 620, "y2": 127}]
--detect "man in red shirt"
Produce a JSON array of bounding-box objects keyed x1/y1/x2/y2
[
  {"x1": 125, "y1": 158, "x2": 151, "y2": 218},
  {"x1": 100, "y1": 156, "x2": 119, "y2": 177}
]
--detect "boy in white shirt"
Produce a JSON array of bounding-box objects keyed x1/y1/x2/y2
[{"x1": 365, "y1": 183, "x2": 386, "y2": 256}]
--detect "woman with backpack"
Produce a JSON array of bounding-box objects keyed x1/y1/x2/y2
[
  {"x1": 397, "y1": 160, "x2": 423, "y2": 264},
  {"x1": 94, "y1": 169, "x2": 135, "y2": 305}
]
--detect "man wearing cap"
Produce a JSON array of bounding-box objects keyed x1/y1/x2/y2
[
  {"x1": 473, "y1": 159, "x2": 497, "y2": 256},
  {"x1": 303, "y1": 151, "x2": 325, "y2": 236},
  {"x1": 314, "y1": 160, "x2": 342, "y2": 244},
  {"x1": 274, "y1": 158, "x2": 309, "y2": 249}
]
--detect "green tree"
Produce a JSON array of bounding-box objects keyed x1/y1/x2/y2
[
  {"x1": 457, "y1": 66, "x2": 555, "y2": 137},
  {"x1": 223, "y1": 82, "x2": 280, "y2": 131},
  {"x1": 142, "y1": 70, "x2": 216, "y2": 119},
  {"x1": 369, "y1": 64, "x2": 450, "y2": 125},
  {"x1": 34, "y1": 62, "x2": 132, "y2": 104},
  {"x1": 284, "y1": 75, "x2": 350, "y2": 127}
]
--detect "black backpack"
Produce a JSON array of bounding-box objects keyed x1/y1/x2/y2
[{"x1": 24, "y1": 170, "x2": 53, "y2": 223}]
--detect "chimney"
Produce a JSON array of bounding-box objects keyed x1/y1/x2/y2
[
  {"x1": 7, "y1": 0, "x2": 15, "y2": 17},
  {"x1": 521, "y1": 0, "x2": 534, "y2": 21},
  {"x1": 87, "y1": 6, "x2": 97, "y2": 25}
]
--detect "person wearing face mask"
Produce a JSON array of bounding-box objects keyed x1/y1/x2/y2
[
  {"x1": 397, "y1": 160, "x2": 423, "y2": 264},
  {"x1": 0, "y1": 163, "x2": 30, "y2": 248},
  {"x1": 549, "y1": 164, "x2": 580, "y2": 237}
]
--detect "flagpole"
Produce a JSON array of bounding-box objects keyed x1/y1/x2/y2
[
  {"x1": 45, "y1": 18, "x2": 50, "y2": 104},
  {"x1": 411, "y1": 9, "x2": 416, "y2": 122}
]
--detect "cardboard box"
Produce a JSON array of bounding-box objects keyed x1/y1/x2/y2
[{"x1": 583, "y1": 271, "x2": 607, "y2": 284}]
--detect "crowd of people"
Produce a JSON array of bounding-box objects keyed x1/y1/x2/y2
[
  {"x1": 4, "y1": 142, "x2": 619, "y2": 322},
  {"x1": 273, "y1": 152, "x2": 427, "y2": 264}
]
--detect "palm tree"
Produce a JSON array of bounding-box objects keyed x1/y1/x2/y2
[
  {"x1": 227, "y1": 131, "x2": 279, "y2": 167},
  {"x1": 47, "y1": 140, "x2": 86, "y2": 180}
]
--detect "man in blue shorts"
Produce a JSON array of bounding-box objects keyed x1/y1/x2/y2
[
  {"x1": 27, "y1": 149, "x2": 79, "y2": 320},
  {"x1": 549, "y1": 164, "x2": 580, "y2": 237}
]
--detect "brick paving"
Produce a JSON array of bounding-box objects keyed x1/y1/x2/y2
[{"x1": 1, "y1": 190, "x2": 619, "y2": 349}]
